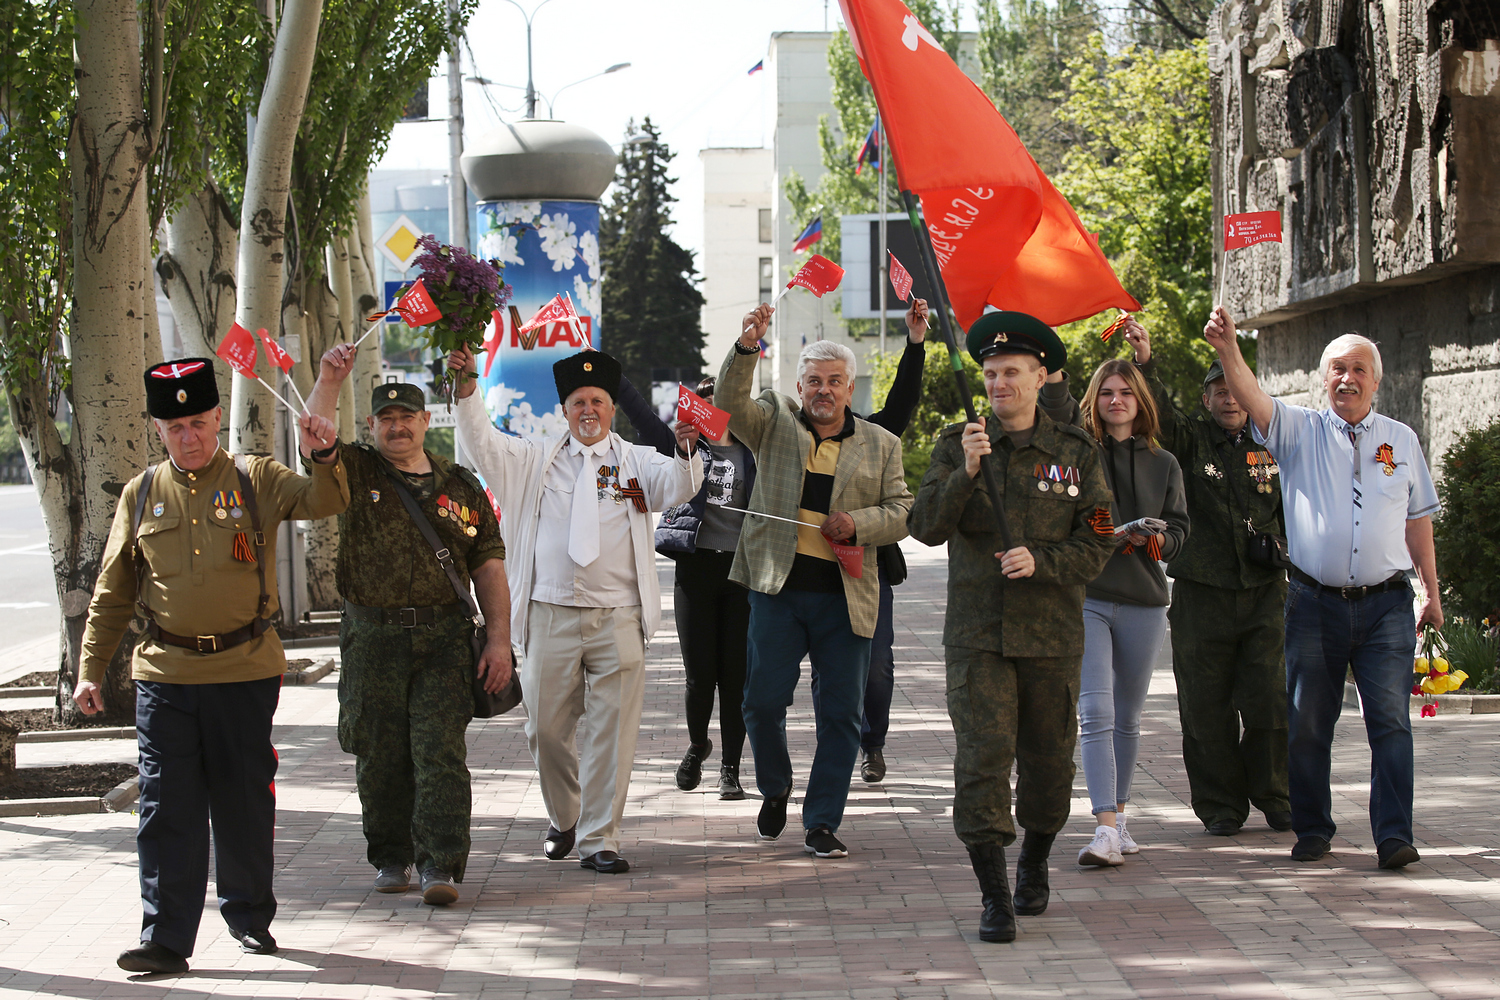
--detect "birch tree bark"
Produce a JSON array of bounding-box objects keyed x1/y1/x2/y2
[
  {"x1": 229, "y1": 0, "x2": 324, "y2": 455},
  {"x1": 158, "y1": 182, "x2": 239, "y2": 411}
]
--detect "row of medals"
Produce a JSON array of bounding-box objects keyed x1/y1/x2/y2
[
  {"x1": 1206, "y1": 462, "x2": 1280, "y2": 494},
  {"x1": 1039, "y1": 480, "x2": 1080, "y2": 497},
  {"x1": 215, "y1": 506, "x2": 241, "y2": 520},
  {"x1": 437, "y1": 507, "x2": 478, "y2": 536}
]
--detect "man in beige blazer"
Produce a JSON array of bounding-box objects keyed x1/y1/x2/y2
[{"x1": 722, "y1": 304, "x2": 913, "y2": 859}]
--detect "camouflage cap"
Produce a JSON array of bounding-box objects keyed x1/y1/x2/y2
[
  {"x1": 371, "y1": 382, "x2": 427, "y2": 414},
  {"x1": 1203, "y1": 359, "x2": 1226, "y2": 389},
  {"x1": 965, "y1": 311, "x2": 1067, "y2": 373}
]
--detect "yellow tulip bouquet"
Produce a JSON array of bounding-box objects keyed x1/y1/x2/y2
[{"x1": 1414, "y1": 624, "x2": 1469, "y2": 716}]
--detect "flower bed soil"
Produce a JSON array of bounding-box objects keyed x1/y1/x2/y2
[
  {"x1": 2, "y1": 672, "x2": 54, "y2": 688},
  {"x1": 1, "y1": 708, "x2": 127, "y2": 732},
  {"x1": 0, "y1": 763, "x2": 136, "y2": 801}
]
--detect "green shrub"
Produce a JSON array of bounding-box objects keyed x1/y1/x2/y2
[
  {"x1": 1434, "y1": 417, "x2": 1500, "y2": 622},
  {"x1": 869, "y1": 341, "x2": 986, "y2": 495},
  {"x1": 1443, "y1": 619, "x2": 1500, "y2": 694}
]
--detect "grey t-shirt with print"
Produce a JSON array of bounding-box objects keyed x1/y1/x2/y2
[{"x1": 695, "y1": 440, "x2": 749, "y2": 552}]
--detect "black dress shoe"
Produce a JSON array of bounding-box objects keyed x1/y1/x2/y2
[
  {"x1": 117, "y1": 942, "x2": 189, "y2": 974},
  {"x1": 860, "y1": 747, "x2": 886, "y2": 783},
  {"x1": 543, "y1": 824, "x2": 576, "y2": 860},
  {"x1": 237, "y1": 930, "x2": 278, "y2": 954},
  {"x1": 1207, "y1": 819, "x2": 1242, "y2": 836},
  {"x1": 676, "y1": 740, "x2": 713, "y2": 790},
  {"x1": 580, "y1": 850, "x2": 630, "y2": 873},
  {"x1": 1377, "y1": 839, "x2": 1420, "y2": 869},
  {"x1": 1264, "y1": 810, "x2": 1294, "y2": 832},
  {"x1": 1291, "y1": 835, "x2": 1331, "y2": 862}
]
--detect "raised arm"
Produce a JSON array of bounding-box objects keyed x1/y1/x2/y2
[
  {"x1": 865, "y1": 298, "x2": 929, "y2": 436},
  {"x1": 1204, "y1": 306, "x2": 1274, "y2": 437},
  {"x1": 719, "y1": 304, "x2": 777, "y2": 450}
]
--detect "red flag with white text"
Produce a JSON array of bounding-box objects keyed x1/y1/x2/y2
[
  {"x1": 888, "y1": 251, "x2": 914, "y2": 303},
  {"x1": 1224, "y1": 211, "x2": 1283, "y2": 251},
  {"x1": 677, "y1": 385, "x2": 731, "y2": 440},
  {"x1": 216, "y1": 322, "x2": 260, "y2": 377},
  {"x1": 829, "y1": 540, "x2": 864, "y2": 578},
  {"x1": 257, "y1": 328, "x2": 295, "y2": 373},
  {"x1": 785, "y1": 255, "x2": 845, "y2": 298},
  {"x1": 520, "y1": 294, "x2": 570, "y2": 333},
  {"x1": 395, "y1": 278, "x2": 442, "y2": 327}
]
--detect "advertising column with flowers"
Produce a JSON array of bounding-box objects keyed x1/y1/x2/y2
[{"x1": 472, "y1": 200, "x2": 602, "y2": 438}]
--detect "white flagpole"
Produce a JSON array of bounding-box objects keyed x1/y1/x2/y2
[
  {"x1": 563, "y1": 291, "x2": 590, "y2": 348},
  {"x1": 254, "y1": 374, "x2": 304, "y2": 416},
  {"x1": 718, "y1": 507, "x2": 819, "y2": 529},
  {"x1": 351, "y1": 316, "x2": 385, "y2": 348},
  {"x1": 282, "y1": 371, "x2": 309, "y2": 412}
]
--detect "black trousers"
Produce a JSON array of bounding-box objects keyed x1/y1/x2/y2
[
  {"x1": 136, "y1": 676, "x2": 281, "y2": 957},
  {"x1": 673, "y1": 549, "x2": 750, "y2": 767}
]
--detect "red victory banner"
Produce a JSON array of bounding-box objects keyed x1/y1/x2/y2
[
  {"x1": 394, "y1": 278, "x2": 442, "y2": 327},
  {"x1": 216, "y1": 322, "x2": 260, "y2": 376},
  {"x1": 519, "y1": 293, "x2": 570, "y2": 333},
  {"x1": 828, "y1": 540, "x2": 864, "y2": 578},
  {"x1": 982, "y1": 163, "x2": 1141, "y2": 328},
  {"x1": 677, "y1": 385, "x2": 731, "y2": 440},
  {"x1": 1224, "y1": 210, "x2": 1283, "y2": 251},
  {"x1": 837, "y1": 0, "x2": 1044, "y2": 328},
  {"x1": 256, "y1": 327, "x2": 295, "y2": 372},
  {"x1": 888, "y1": 250, "x2": 914, "y2": 303},
  {"x1": 785, "y1": 254, "x2": 845, "y2": 298}
]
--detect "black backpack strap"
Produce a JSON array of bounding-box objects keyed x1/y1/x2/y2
[
  {"x1": 132, "y1": 464, "x2": 159, "y2": 619},
  {"x1": 233, "y1": 454, "x2": 269, "y2": 619},
  {"x1": 384, "y1": 469, "x2": 480, "y2": 620}
]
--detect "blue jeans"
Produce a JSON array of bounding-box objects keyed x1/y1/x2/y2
[
  {"x1": 1284, "y1": 577, "x2": 1416, "y2": 845},
  {"x1": 808, "y1": 569, "x2": 895, "y2": 749},
  {"x1": 744, "y1": 588, "x2": 871, "y2": 833},
  {"x1": 1078, "y1": 598, "x2": 1167, "y2": 815}
]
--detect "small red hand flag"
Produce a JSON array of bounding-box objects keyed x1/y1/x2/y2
[
  {"x1": 678, "y1": 385, "x2": 731, "y2": 440},
  {"x1": 1224, "y1": 211, "x2": 1282, "y2": 251},
  {"x1": 829, "y1": 540, "x2": 864, "y2": 578},
  {"x1": 257, "y1": 328, "x2": 295, "y2": 373},
  {"x1": 562, "y1": 292, "x2": 592, "y2": 348},
  {"x1": 394, "y1": 278, "x2": 442, "y2": 327},
  {"x1": 216, "y1": 322, "x2": 260, "y2": 377},
  {"x1": 786, "y1": 254, "x2": 845, "y2": 298},
  {"x1": 888, "y1": 251, "x2": 913, "y2": 303},
  {"x1": 520, "y1": 294, "x2": 570, "y2": 334}
]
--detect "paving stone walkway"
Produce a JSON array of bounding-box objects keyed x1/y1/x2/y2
[{"x1": 2, "y1": 540, "x2": 1499, "y2": 998}]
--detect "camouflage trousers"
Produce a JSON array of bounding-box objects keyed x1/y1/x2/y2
[
  {"x1": 338, "y1": 616, "x2": 474, "y2": 880},
  {"x1": 946, "y1": 647, "x2": 1081, "y2": 848},
  {"x1": 1169, "y1": 578, "x2": 1289, "y2": 828}
]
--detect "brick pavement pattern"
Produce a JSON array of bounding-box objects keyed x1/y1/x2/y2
[{"x1": 3, "y1": 541, "x2": 1500, "y2": 998}]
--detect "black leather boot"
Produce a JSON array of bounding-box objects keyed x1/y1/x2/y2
[
  {"x1": 1013, "y1": 829, "x2": 1056, "y2": 916},
  {"x1": 967, "y1": 843, "x2": 1017, "y2": 942}
]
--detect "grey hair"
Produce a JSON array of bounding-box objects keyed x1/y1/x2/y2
[
  {"x1": 797, "y1": 339, "x2": 857, "y2": 381},
  {"x1": 1320, "y1": 333, "x2": 1383, "y2": 382}
]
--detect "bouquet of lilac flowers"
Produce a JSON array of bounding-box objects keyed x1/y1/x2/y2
[{"x1": 400, "y1": 235, "x2": 512, "y2": 395}]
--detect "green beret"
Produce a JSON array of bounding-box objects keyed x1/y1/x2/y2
[
  {"x1": 965, "y1": 311, "x2": 1067, "y2": 373},
  {"x1": 371, "y1": 382, "x2": 427, "y2": 414}
]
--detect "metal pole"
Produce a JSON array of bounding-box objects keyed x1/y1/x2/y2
[
  {"x1": 524, "y1": 16, "x2": 536, "y2": 118},
  {"x1": 901, "y1": 190, "x2": 1014, "y2": 551},
  {"x1": 878, "y1": 119, "x2": 887, "y2": 356}
]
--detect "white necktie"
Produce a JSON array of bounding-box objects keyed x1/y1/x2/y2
[{"x1": 568, "y1": 442, "x2": 604, "y2": 567}]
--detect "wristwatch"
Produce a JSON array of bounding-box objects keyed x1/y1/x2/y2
[{"x1": 310, "y1": 439, "x2": 340, "y2": 462}]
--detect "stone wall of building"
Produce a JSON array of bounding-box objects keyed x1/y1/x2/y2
[{"x1": 1211, "y1": 0, "x2": 1500, "y2": 465}]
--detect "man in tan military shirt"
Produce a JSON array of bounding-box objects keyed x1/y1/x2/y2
[{"x1": 74, "y1": 358, "x2": 348, "y2": 975}]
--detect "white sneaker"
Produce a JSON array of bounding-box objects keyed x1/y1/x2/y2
[
  {"x1": 1078, "y1": 825, "x2": 1124, "y2": 867},
  {"x1": 1117, "y1": 816, "x2": 1140, "y2": 854}
]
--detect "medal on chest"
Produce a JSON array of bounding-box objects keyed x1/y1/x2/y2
[
  {"x1": 212, "y1": 489, "x2": 244, "y2": 521},
  {"x1": 596, "y1": 464, "x2": 624, "y2": 504},
  {"x1": 1245, "y1": 450, "x2": 1279, "y2": 494},
  {"x1": 1375, "y1": 443, "x2": 1396, "y2": 476},
  {"x1": 436, "y1": 494, "x2": 480, "y2": 536},
  {"x1": 1033, "y1": 463, "x2": 1080, "y2": 497},
  {"x1": 1204, "y1": 462, "x2": 1223, "y2": 479}
]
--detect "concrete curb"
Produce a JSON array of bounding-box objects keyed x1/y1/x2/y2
[
  {"x1": 17, "y1": 727, "x2": 134, "y2": 743},
  {"x1": 102, "y1": 775, "x2": 140, "y2": 812},
  {"x1": 0, "y1": 686, "x2": 52, "y2": 700},
  {"x1": 0, "y1": 775, "x2": 138, "y2": 818},
  {"x1": 284, "y1": 656, "x2": 335, "y2": 686}
]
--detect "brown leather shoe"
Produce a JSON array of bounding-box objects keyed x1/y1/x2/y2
[{"x1": 579, "y1": 850, "x2": 630, "y2": 874}]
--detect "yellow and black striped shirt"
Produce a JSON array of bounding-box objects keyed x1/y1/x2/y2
[{"x1": 784, "y1": 409, "x2": 856, "y2": 593}]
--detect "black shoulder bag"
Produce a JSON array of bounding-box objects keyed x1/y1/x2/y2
[{"x1": 383, "y1": 470, "x2": 522, "y2": 718}]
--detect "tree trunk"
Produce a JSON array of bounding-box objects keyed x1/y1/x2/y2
[
  {"x1": 229, "y1": 0, "x2": 324, "y2": 455},
  {"x1": 350, "y1": 190, "x2": 382, "y2": 443},
  {"x1": 56, "y1": 0, "x2": 156, "y2": 725},
  {"x1": 158, "y1": 181, "x2": 238, "y2": 414},
  {"x1": 295, "y1": 270, "x2": 343, "y2": 611},
  {"x1": 324, "y1": 236, "x2": 357, "y2": 443}
]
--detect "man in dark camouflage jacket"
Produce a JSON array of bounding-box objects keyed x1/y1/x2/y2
[
  {"x1": 309, "y1": 345, "x2": 513, "y2": 906},
  {"x1": 1123, "y1": 320, "x2": 1290, "y2": 837},
  {"x1": 909, "y1": 313, "x2": 1114, "y2": 944}
]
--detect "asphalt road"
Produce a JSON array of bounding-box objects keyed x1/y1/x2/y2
[{"x1": 0, "y1": 484, "x2": 61, "y2": 653}]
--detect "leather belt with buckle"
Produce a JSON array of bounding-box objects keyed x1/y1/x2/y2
[
  {"x1": 1290, "y1": 567, "x2": 1409, "y2": 601},
  {"x1": 148, "y1": 618, "x2": 269, "y2": 654},
  {"x1": 342, "y1": 601, "x2": 468, "y2": 627}
]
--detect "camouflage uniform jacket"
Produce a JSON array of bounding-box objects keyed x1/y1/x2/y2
[
  {"x1": 335, "y1": 443, "x2": 505, "y2": 609},
  {"x1": 1140, "y1": 360, "x2": 1285, "y2": 590},
  {"x1": 909, "y1": 409, "x2": 1115, "y2": 657}
]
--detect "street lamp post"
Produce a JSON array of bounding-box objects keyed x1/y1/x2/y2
[
  {"x1": 544, "y1": 62, "x2": 631, "y2": 119},
  {"x1": 497, "y1": 0, "x2": 556, "y2": 119}
]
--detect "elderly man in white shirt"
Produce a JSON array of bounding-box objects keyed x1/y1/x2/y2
[
  {"x1": 450, "y1": 347, "x2": 702, "y2": 874},
  {"x1": 1204, "y1": 307, "x2": 1441, "y2": 870}
]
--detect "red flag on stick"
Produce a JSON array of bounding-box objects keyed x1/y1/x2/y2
[
  {"x1": 888, "y1": 251, "x2": 914, "y2": 303},
  {"x1": 785, "y1": 255, "x2": 845, "y2": 298},
  {"x1": 394, "y1": 278, "x2": 442, "y2": 327},
  {"x1": 216, "y1": 322, "x2": 260, "y2": 377},
  {"x1": 562, "y1": 292, "x2": 592, "y2": 348},
  {"x1": 257, "y1": 328, "x2": 295, "y2": 372},
  {"x1": 677, "y1": 385, "x2": 731, "y2": 440},
  {"x1": 1224, "y1": 211, "x2": 1283, "y2": 250},
  {"x1": 837, "y1": 0, "x2": 1044, "y2": 327},
  {"x1": 520, "y1": 294, "x2": 570, "y2": 333},
  {"x1": 829, "y1": 540, "x2": 864, "y2": 578},
  {"x1": 982, "y1": 163, "x2": 1141, "y2": 328}
]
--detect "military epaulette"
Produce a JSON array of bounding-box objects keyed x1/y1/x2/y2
[
  {"x1": 450, "y1": 463, "x2": 487, "y2": 497},
  {"x1": 937, "y1": 421, "x2": 969, "y2": 440},
  {"x1": 1053, "y1": 422, "x2": 1099, "y2": 447},
  {"x1": 353, "y1": 441, "x2": 381, "y2": 457}
]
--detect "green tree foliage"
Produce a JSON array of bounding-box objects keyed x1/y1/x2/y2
[
  {"x1": 869, "y1": 340, "x2": 985, "y2": 494},
  {"x1": 599, "y1": 119, "x2": 706, "y2": 408},
  {"x1": 1434, "y1": 418, "x2": 1500, "y2": 623},
  {"x1": 975, "y1": 0, "x2": 1101, "y2": 176},
  {"x1": 1051, "y1": 34, "x2": 1220, "y2": 409},
  {"x1": 0, "y1": 0, "x2": 73, "y2": 394}
]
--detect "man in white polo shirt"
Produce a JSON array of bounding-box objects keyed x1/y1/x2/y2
[{"x1": 1204, "y1": 306, "x2": 1441, "y2": 869}]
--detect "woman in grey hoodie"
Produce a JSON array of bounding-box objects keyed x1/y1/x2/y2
[{"x1": 1044, "y1": 358, "x2": 1189, "y2": 866}]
